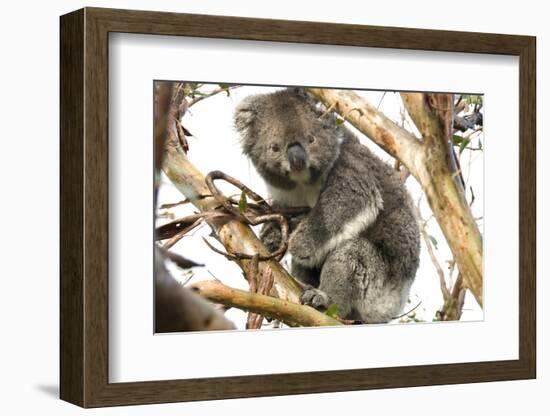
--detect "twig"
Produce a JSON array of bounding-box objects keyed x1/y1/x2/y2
[
  {"x1": 415, "y1": 204, "x2": 450, "y2": 300},
  {"x1": 204, "y1": 171, "x2": 289, "y2": 261},
  {"x1": 156, "y1": 213, "x2": 204, "y2": 240},
  {"x1": 202, "y1": 237, "x2": 237, "y2": 261},
  {"x1": 156, "y1": 210, "x2": 233, "y2": 241},
  {"x1": 188, "y1": 85, "x2": 241, "y2": 107},
  {"x1": 162, "y1": 218, "x2": 202, "y2": 250},
  {"x1": 159, "y1": 195, "x2": 212, "y2": 209},
  {"x1": 393, "y1": 301, "x2": 422, "y2": 320},
  {"x1": 376, "y1": 92, "x2": 387, "y2": 109}
]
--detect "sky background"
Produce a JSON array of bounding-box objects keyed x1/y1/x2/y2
[{"x1": 157, "y1": 84, "x2": 484, "y2": 329}]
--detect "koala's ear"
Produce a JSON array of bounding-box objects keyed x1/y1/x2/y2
[
  {"x1": 289, "y1": 87, "x2": 321, "y2": 110},
  {"x1": 289, "y1": 87, "x2": 310, "y2": 100},
  {"x1": 234, "y1": 97, "x2": 258, "y2": 132}
]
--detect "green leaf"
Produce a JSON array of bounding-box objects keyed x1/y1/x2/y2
[
  {"x1": 463, "y1": 95, "x2": 482, "y2": 106},
  {"x1": 335, "y1": 117, "x2": 344, "y2": 126},
  {"x1": 428, "y1": 235, "x2": 438, "y2": 249},
  {"x1": 452, "y1": 135, "x2": 463, "y2": 145},
  {"x1": 218, "y1": 84, "x2": 231, "y2": 96},
  {"x1": 238, "y1": 191, "x2": 248, "y2": 213},
  {"x1": 325, "y1": 303, "x2": 339, "y2": 318},
  {"x1": 459, "y1": 137, "x2": 471, "y2": 154}
]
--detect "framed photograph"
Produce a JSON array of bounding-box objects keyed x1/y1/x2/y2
[{"x1": 60, "y1": 7, "x2": 536, "y2": 408}]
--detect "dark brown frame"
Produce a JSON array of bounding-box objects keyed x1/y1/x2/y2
[{"x1": 60, "y1": 7, "x2": 536, "y2": 408}]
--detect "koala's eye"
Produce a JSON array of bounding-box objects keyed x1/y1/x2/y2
[
  {"x1": 309, "y1": 135, "x2": 316, "y2": 144},
  {"x1": 271, "y1": 143, "x2": 280, "y2": 152}
]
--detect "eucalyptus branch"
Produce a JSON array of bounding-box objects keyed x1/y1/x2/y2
[
  {"x1": 191, "y1": 280, "x2": 342, "y2": 327},
  {"x1": 308, "y1": 88, "x2": 483, "y2": 307},
  {"x1": 161, "y1": 83, "x2": 304, "y2": 304}
]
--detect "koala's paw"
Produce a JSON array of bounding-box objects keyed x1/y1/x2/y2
[
  {"x1": 260, "y1": 223, "x2": 282, "y2": 253},
  {"x1": 300, "y1": 287, "x2": 331, "y2": 311},
  {"x1": 288, "y1": 228, "x2": 315, "y2": 266}
]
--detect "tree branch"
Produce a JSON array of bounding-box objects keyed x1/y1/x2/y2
[
  {"x1": 308, "y1": 88, "x2": 483, "y2": 307},
  {"x1": 308, "y1": 88, "x2": 424, "y2": 178},
  {"x1": 191, "y1": 280, "x2": 342, "y2": 327},
  {"x1": 155, "y1": 249, "x2": 235, "y2": 332},
  {"x1": 401, "y1": 93, "x2": 482, "y2": 306},
  {"x1": 161, "y1": 84, "x2": 304, "y2": 305}
]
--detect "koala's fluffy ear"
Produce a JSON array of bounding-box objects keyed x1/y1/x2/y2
[
  {"x1": 234, "y1": 96, "x2": 260, "y2": 155},
  {"x1": 289, "y1": 87, "x2": 314, "y2": 103},
  {"x1": 234, "y1": 96, "x2": 258, "y2": 133},
  {"x1": 289, "y1": 87, "x2": 324, "y2": 116}
]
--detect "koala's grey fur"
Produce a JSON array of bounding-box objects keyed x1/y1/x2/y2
[{"x1": 234, "y1": 88, "x2": 420, "y2": 323}]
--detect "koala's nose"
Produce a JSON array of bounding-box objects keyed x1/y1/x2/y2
[{"x1": 287, "y1": 143, "x2": 307, "y2": 172}]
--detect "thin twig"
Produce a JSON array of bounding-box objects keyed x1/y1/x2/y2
[
  {"x1": 159, "y1": 195, "x2": 212, "y2": 209},
  {"x1": 162, "y1": 218, "x2": 203, "y2": 250},
  {"x1": 188, "y1": 85, "x2": 241, "y2": 107},
  {"x1": 376, "y1": 92, "x2": 387, "y2": 109},
  {"x1": 156, "y1": 210, "x2": 233, "y2": 241},
  {"x1": 415, "y1": 204, "x2": 450, "y2": 301},
  {"x1": 393, "y1": 301, "x2": 423, "y2": 320},
  {"x1": 204, "y1": 171, "x2": 289, "y2": 261}
]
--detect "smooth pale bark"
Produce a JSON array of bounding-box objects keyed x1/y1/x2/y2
[
  {"x1": 192, "y1": 281, "x2": 342, "y2": 327},
  {"x1": 401, "y1": 93, "x2": 482, "y2": 306},
  {"x1": 308, "y1": 88, "x2": 483, "y2": 307},
  {"x1": 159, "y1": 81, "x2": 304, "y2": 304},
  {"x1": 162, "y1": 148, "x2": 304, "y2": 303},
  {"x1": 309, "y1": 88, "x2": 425, "y2": 180}
]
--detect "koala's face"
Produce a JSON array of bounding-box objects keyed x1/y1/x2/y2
[{"x1": 235, "y1": 88, "x2": 343, "y2": 190}]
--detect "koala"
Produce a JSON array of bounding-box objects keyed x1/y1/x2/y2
[{"x1": 234, "y1": 88, "x2": 420, "y2": 323}]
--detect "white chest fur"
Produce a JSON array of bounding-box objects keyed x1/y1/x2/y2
[{"x1": 266, "y1": 180, "x2": 323, "y2": 208}]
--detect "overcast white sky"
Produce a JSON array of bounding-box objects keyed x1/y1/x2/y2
[{"x1": 157, "y1": 85, "x2": 484, "y2": 329}]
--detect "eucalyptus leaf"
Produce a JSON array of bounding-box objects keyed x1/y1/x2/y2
[
  {"x1": 452, "y1": 135, "x2": 463, "y2": 145},
  {"x1": 325, "y1": 303, "x2": 339, "y2": 319},
  {"x1": 459, "y1": 137, "x2": 471, "y2": 154},
  {"x1": 238, "y1": 191, "x2": 248, "y2": 213}
]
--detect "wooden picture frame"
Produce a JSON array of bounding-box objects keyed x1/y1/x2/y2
[{"x1": 60, "y1": 7, "x2": 536, "y2": 408}]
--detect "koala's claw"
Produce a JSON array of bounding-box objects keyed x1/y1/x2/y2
[{"x1": 300, "y1": 288, "x2": 331, "y2": 310}]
